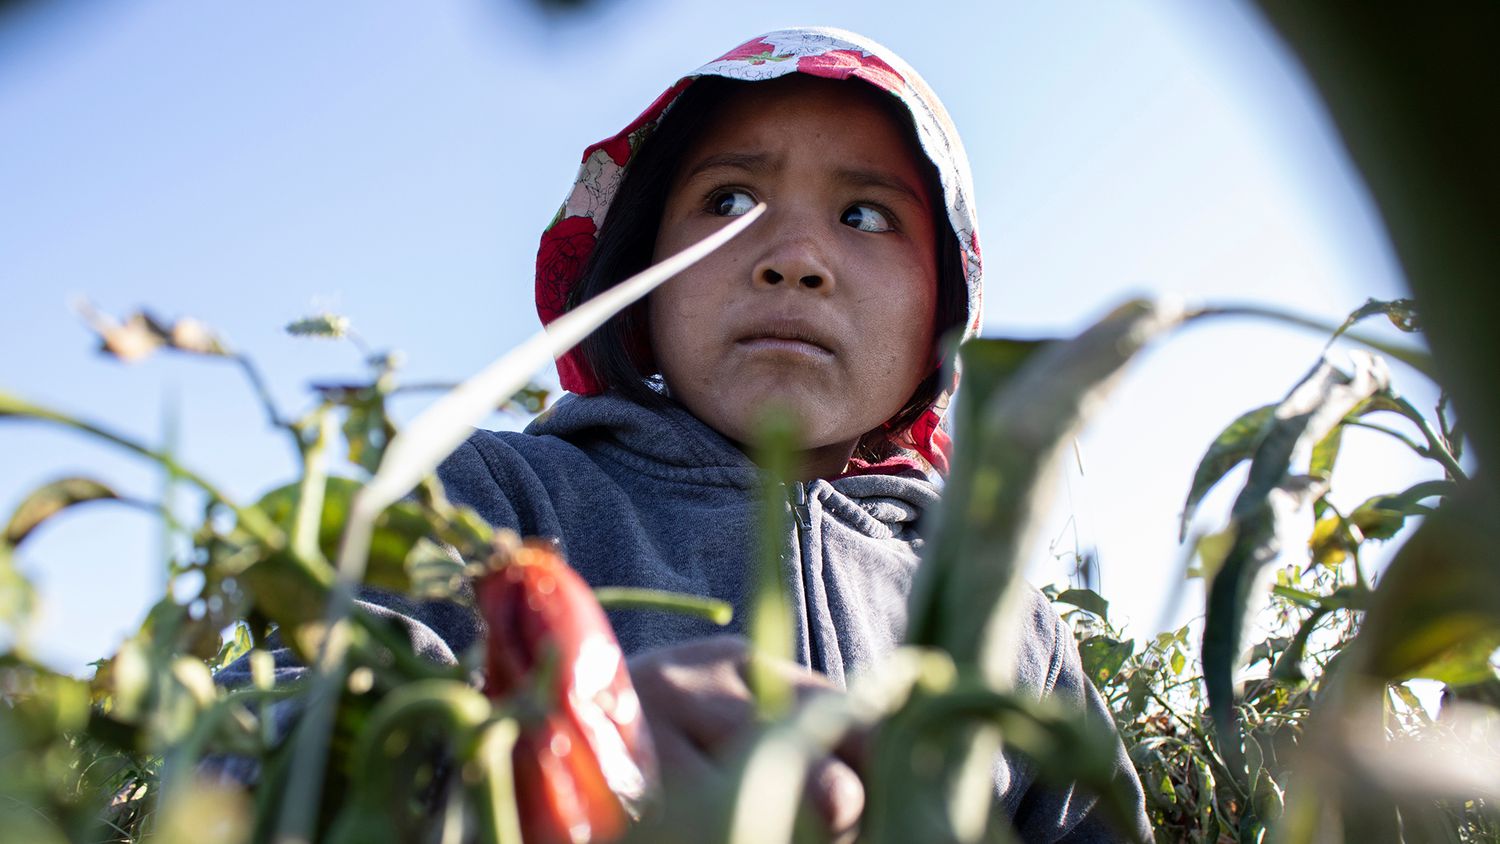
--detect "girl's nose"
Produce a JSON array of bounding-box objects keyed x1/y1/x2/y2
[
  {"x1": 758, "y1": 266, "x2": 825, "y2": 289},
  {"x1": 752, "y1": 225, "x2": 834, "y2": 292}
]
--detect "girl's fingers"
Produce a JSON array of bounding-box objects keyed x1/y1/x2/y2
[
  {"x1": 650, "y1": 722, "x2": 722, "y2": 788},
  {"x1": 628, "y1": 635, "x2": 871, "y2": 841},
  {"x1": 806, "y1": 755, "x2": 865, "y2": 843},
  {"x1": 628, "y1": 635, "x2": 756, "y2": 753}
]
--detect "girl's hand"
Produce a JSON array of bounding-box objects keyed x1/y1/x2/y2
[{"x1": 626, "y1": 635, "x2": 865, "y2": 842}]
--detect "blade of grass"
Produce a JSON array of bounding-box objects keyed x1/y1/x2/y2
[
  {"x1": 749, "y1": 406, "x2": 798, "y2": 718},
  {"x1": 275, "y1": 203, "x2": 764, "y2": 844}
]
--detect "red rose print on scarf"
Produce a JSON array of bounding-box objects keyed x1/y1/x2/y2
[
  {"x1": 535, "y1": 215, "x2": 597, "y2": 324},
  {"x1": 796, "y1": 50, "x2": 904, "y2": 93},
  {"x1": 589, "y1": 135, "x2": 632, "y2": 168}
]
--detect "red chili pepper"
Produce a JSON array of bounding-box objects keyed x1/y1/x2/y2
[{"x1": 476, "y1": 537, "x2": 656, "y2": 844}]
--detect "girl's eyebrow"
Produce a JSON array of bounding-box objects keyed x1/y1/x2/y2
[
  {"x1": 832, "y1": 167, "x2": 927, "y2": 209},
  {"x1": 681, "y1": 151, "x2": 774, "y2": 181}
]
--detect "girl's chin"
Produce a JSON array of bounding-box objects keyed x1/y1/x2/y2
[{"x1": 692, "y1": 398, "x2": 872, "y2": 453}]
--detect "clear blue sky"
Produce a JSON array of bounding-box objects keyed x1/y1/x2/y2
[{"x1": 1, "y1": 0, "x2": 1434, "y2": 672}]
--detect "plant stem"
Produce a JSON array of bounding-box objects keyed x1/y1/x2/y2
[
  {"x1": 0, "y1": 393, "x2": 283, "y2": 547},
  {"x1": 1187, "y1": 304, "x2": 1435, "y2": 376},
  {"x1": 1389, "y1": 395, "x2": 1469, "y2": 481},
  {"x1": 231, "y1": 353, "x2": 302, "y2": 456},
  {"x1": 1144, "y1": 685, "x2": 1249, "y2": 804},
  {"x1": 592, "y1": 587, "x2": 734, "y2": 625},
  {"x1": 389, "y1": 381, "x2": 462, "y2": 395},
  {"x1": 290, "y1": 409, "x2": 332, "y2": 565},
  {"x1": 1342, "y1": 419, "x2": 1427, "y2": 456}
]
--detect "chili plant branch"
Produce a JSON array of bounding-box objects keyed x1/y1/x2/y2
[
  {"x1": 1389, "y1": 394, "x2": 1468, "y2": 481},
  {"x1": 0, "y1": 392, "x2": 283, "y2": 548}
]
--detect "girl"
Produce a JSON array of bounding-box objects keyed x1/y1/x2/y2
[{"x1": 427, "y1": 27, "x2": 1151, "y2": 842}]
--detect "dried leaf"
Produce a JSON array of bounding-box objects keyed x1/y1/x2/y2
[
  {"x1": 92, "y1": 310, "x2": 167, "y2": 363},
  {"x1": 5, "y1": 477, "x2": 119, "y2": 545},
  {"x1": 1331, "y1": 297, "x2": 1421, "y2": 341},
  {"x1": 167, "y1": 316, "x2": 229, "y2": 356}
]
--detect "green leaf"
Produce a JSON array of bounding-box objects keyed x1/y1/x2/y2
[
  {"x1": 1151, "y1": 772, "x2": 1177, "y2": 806},
  {"x1": 1190, "y1": 526, "x2": 1236, "y2": 580},
  {"x1": 211, "y1": 622, "x2": 254, "y2": 673},
  {"x1": 1201, "y1": 353, "x2": 1389, "y2": 775},
  {"x1": 1346, "y1": 480, "x2": 1453, "y2": 541},
  {"x1": 1055, "y1": 588, "x2": 1109, "y2": 621},
  {"x1": 1078, "y1": 636, "x2": 1134, "y2": 690},
  {"x1": 285, "y1": 313, "x2": 350, "y2": 339},
  {"x1": 1400, "y1": 631, "x2": 1500, "y2": 688},
  {"x1": 1169, "y1": 647, "x2": 1186, "y2": 676},
  {"x1": 867, "y1": 685, "x2": 1146, "y2": 844},
  {"x1": 1271, "y1": 608, "x2": 1330, "y2": 684},
  {"x1": 405, "y1": 538, "x2": 465, "y2": 600},
  {"x1": 5, "y1": 477, "x2": 119, "y2": 545},
  {"x1": 0, "y1": 545, "x2": 36, "y2": 627},
  {"x1": 910, "y1": 302, "x2": 1183, "y2": 677},
  {"x1": 1270, "y1": 584, "x2": 1322, "y2": 608},
  {"x1": 1350, "y1": 486, "x2": 1500, "y2": 683},
  {"x1": 1309, "y1": 423, "x2": 1343, "y2": 481},
  {"x1": 1179, "y1": 405, "x2": 1274, "y2": 541},
  {"x1": 1308, "y1": 514, "x2": 1354, "y2": 568},
  {"x1": 1253, "y1": 764, "x2": 1286, "y2": 824},
  {"x1": 257, "y1": 477, "x2": 430, "y2": 594},
  {"x1": 885, "y1": 301, "x2": 1183, "y2": 844},
  {"x1": 748, "y1": 408, "x2": 798, "y2": 719},
  {"x1": 1389, "y1": 683, "x2": 1429, "y2": 720},
  {"x1": 343, "y1": 400, "x2": 393, "y2": 476},
  {"x1": 592, "y1": 587, "x2": 734, "y2": 625}
]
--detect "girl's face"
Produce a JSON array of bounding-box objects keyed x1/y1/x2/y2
[{"x1": 649, "y1": 76, "x2": 940, "y2": 477}]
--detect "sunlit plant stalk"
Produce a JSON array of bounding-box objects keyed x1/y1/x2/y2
[{"x1": 274, "y1": 202, "x2": 766, "y2": 844}]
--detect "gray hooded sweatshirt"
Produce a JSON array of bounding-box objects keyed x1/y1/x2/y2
[{"x1": 428, "y1": 391, "x2": 1151, "y2": 842}]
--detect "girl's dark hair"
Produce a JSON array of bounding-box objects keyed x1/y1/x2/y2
[{"x1": 568, "y1": 75, "x2": 967, "y2": 460}]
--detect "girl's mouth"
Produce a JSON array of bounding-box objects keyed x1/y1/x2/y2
[
  {"x1": 736, "y1": 335, "x2": 835, "y2": 359},
  {"x1": 734, "y1": 319, "x2": 837, "y2": 359}
]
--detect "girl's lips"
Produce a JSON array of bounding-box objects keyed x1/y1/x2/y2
[
  {"x1": 732, "y1": 317, "x2": 839, "y2": 359},
  {"x1": 735, "y1": 335, "x2": 835, "y2": 359}
]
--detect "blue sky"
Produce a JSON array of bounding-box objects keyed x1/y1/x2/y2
[{"x1": 1, "y1": 0, "x2": 1435, "y2": 671}]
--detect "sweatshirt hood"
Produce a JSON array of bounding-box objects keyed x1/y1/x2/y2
[{"x1": 535, "y1": 27, "x2": 983, "y2": 474}]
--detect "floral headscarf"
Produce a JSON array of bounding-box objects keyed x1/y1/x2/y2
[{"x1": 536, "y1": 27, "x2": 983, "y2": 474}]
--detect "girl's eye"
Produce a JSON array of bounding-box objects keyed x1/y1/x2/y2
[
  {"x1": 840, "y1": 204, "x2": 893, "y2": 233},
  {"x1": 710, "y1": 189, "x2": 756, "y2": 217}
]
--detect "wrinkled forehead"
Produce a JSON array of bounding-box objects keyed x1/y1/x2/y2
[{"x1": 667, "y1": 75, "x2": 937, "y2": 202}]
